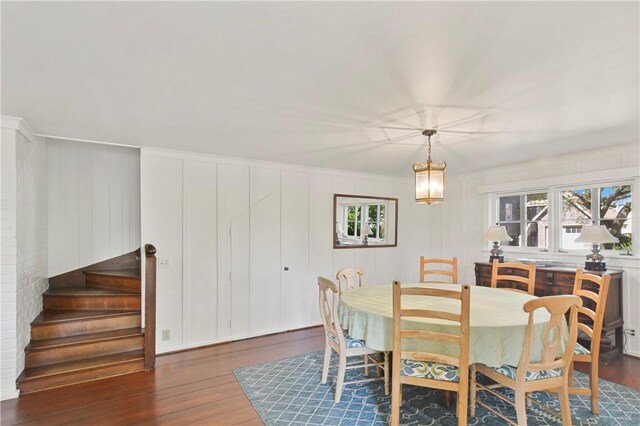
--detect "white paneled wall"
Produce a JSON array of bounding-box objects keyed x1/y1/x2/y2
[
  {"x1": 442, "y1": 143, "x2": 640, "y2": 356},
  {"x1": 47, "y1": 140, "x2": 140, "y2": 277},
  {"x1": 142, "y1": 148, "x2": 437, "y2": 353}
]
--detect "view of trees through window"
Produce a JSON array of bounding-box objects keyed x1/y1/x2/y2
[
  {"x1": 562, "y1": 185, "x2": 631, "y2": 250},
  {"x1": 345, "y1": 204, "x2": 386, "y2": 241},
  {"x1": 496, "y1": 184, "x2": 632, "y2": 251}
]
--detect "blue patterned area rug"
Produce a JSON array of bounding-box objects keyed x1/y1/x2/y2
[{"x1": 233, "y1": 351, "x2": 640, "y2": 426}]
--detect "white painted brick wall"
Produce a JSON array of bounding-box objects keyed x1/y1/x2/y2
[
  {"x1": 1, "y1": 120, "x2": 48, "y2": 401},
  {"x1": 1, "y1": 127, "x2": 19, "y2": 400},
  {"x1": 15, "y1": 131, "x2": 48, "y2": 379}
]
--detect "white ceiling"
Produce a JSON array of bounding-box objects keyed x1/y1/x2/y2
[{"x1": 2, "y1": 2, "x2": 638, "y2": 177}]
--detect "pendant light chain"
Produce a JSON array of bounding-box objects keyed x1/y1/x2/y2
[{"x1": 427, "y1": 134, "x2": 432, "y2": 163}]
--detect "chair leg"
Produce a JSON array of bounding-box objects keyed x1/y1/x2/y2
[
  {"x1": 514, "y1": 389, "x2": 527, "y2": 426},
  {"x1": 457, "y1": 388, "x2": 468, "y2": 426},
  {"x1": 364, "y1": 354, "x2": 369, "y2": 376},
  {"x1": 321, "y1": 345, "x2": 331, "y2": 384},
  {"x1": 383, "y1": 352, "x2": 390, "y2": 396},
  {"x1": 590, "y1": 359, "x2": 599, "y2": 415},
  {"x1": 469, "y1": 364, "x2": 477, "y2": 418},
  {"x1": 390, "y1": 373, "x2": 401, "y2": 426},
  {"x1": 558, "y1": 382, "x2": 573, "y2": 426},
  {"x1": 335, "y1": 353, "x2": 347, "y2": 403}
]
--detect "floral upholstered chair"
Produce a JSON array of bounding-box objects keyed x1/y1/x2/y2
[
  {"x1": 390, "y1": 281, "x2": 471, "y2": 426},
  {"x1": 470, "y1": 295, "x2": 583, "y2": 426},
  {"x1": 318, "y1": 276, "x2": 388, "y2": 402}
]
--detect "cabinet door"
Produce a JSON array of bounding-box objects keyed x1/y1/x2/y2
[
  {"x1": 281, "y1": 171, "x2": 311, "y2": 328},
  {"x1": 217, "y1": 164, "x2": 250, "y2": 340},
  {"x1": 183, "y1": 160, "x2": 218, "y2": 346},
  {"x1": 250, "y1": 167, "x2": 281, "y2": 335}
]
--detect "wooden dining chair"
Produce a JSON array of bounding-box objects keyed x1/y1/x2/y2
[
  {"x1": 336, "y1": 268, "x2": 364, "y2": 295},
  {"x1": 390, "y1": 281, "x2": 471, "y2": 426},
  {"x1": 470, "y1": 295, "x2": 583, "y2": 426},
  {"x1": 490, "y1": 259, "x2": 536, "y2": 295},
  {"x1": 420, "y1": 256, "x2": 458, "y2": 284},
  {"x1": 568, "y1": 269, "x2": 611, "y2": 415},
  {"x1": 318, "y1": 277, "x2": 389, "y2": 402}
]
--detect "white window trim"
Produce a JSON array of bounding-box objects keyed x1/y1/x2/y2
[{"x1": 487, "y1": 177, "x2": 638, "y2": 258}]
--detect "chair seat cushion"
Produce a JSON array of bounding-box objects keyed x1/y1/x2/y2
[
  {"x1": 329, "y1": 333, "x2": 366, "y2": 348},
  {"x1": 400, "y1": 359, "x2": 460, "y2": 382},
  {"x1": 574, "y1": 342, "x2": 590, "y2": 355},
  {"x1": 489, "y1": 364, "x2": 563, "y2": 381}
]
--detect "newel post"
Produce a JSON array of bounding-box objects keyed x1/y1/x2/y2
[{"x1": 144, "y1": 244, "x2": 157, "y2": 370}]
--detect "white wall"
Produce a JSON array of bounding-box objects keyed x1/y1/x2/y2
[
  {"x1": 142, "y1": 148, "x2": 440, "y2": 353},
  {"x1": 441, "y1": 143, "x2": 640, "y2": 356},
  {"x1": 47, "y1": 140, "x2": 140, "y2": 277},
  {"x1": 1, "y1": 118, "x2": 48, "y2": 400}
]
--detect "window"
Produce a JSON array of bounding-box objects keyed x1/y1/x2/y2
[
  {"x1": 493, "y1": 182, "x2": 632, "y2": 252},
  {"x1": 497, "y1": 192, "x2": 548, "y2": 248},
  {"x1": 341, "y1": 202, "x2": 388, "y2": 242},
  {"x1": 345, "y1": 205, "x2": 362, "y2": 238},
  {"x1": 561, "y1": 185, "x2": 631, "y2": 250},
  {"x1": 366, "y1": 204, "x2": 385, "y2": 241}
]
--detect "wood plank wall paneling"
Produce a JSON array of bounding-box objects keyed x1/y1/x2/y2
[
  {"x1": 47, "y1": 140, "x2": 140, "y2": 277},
  {"x1": 141, "y1": 149, "x2": 436, "y2": 355}
]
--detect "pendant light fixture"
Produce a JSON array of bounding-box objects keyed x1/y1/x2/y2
[{"x1": 413, "y1": 129, "x2": 446, "y2": 204}]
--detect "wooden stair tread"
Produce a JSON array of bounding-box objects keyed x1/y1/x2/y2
[
  {"x1": 32, "y1": 310, "x2": 140, "y2": 326},
  {"x1": 84, "y1": 269, "x2": 141, "y2": 279},
  {"x1": 45, "y1": 287, "x2": 140, "y2": 296},
  {"x1": 19, "y1": 350, "x2": 144, "y2": 381},
  {"x1": 28, "y1": 328, "x2": 143, "y2": 350}
]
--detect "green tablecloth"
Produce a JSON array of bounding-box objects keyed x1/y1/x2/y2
[{"x1": 338, "y1": 283, "x2": 561, "y2": 367}]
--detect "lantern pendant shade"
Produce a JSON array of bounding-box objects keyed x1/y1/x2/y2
[{"x1": 413, "y1": 160, "x2": 446, "y2": 204}]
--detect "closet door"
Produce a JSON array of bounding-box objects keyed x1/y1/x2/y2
[
  {"x1": 281, "y1": 171, "x2": 310, "y2": 329},
  {"x1": 307, "y1": 173, "x2": 333, "y2": 325},
  {"x1": 217, "y1": 164, "x2": 250, "y2": 340},
  {"x1": 183, "y1": 160, "x2": 218, "y2": 346},
  {"x1": 249, "y1": 167, "x2": 281, "y2": 335}
]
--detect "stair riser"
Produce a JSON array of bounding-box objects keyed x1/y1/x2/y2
[
  {"x1": 18, "y1": 360, "x2": 145, "y2": 395},
  {"x1": 26, "y1": 336, "x2": 144, "y2": 368},
  {"x1": 31, "y1": 314, "x2": 141, "y2": 340},
  {"x1": 43, "y1": 296, "x2": 141, "y2": 311},
  {"x1": 85, "y1": 275, "x2": 141, "y2": 292}
]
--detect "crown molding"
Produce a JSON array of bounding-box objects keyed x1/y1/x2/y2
[{"x1": 141, "y1": 146, "x2": 414, "y2": 183}]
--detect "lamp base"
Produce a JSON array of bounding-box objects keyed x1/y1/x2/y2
[
  {"x1": 489, "y1": 255, "x2": 504, "y2": 263},
  {"x1": 585, "y1": 261, "x2": 606, "y2": 271}
]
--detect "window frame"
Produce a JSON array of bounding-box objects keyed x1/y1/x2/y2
[
  {"x1": 489, "y1": 178, "x2": 634, "y2": 255},
  {"x1": 341, "y1": 201, "x2": 389, "y2": 243}
]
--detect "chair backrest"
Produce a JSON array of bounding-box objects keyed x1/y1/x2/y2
[
  {"x1": 318, "y1": 276, "x2": 345, "y2": 345},
  {"x1": 419, "y1": 256, "x2": 458, "y2": 284},
  {"x1": 572, "y1": 269, "x2": 611, "y2": 359},
  {"x1": 392, "y1": 281, "x2": 470, "y2": 372},
  {"x1": 517, "y1": 295, "x2": 583, "y2": 378},
  {"x1": 336, "y1": 268, "x2": 364, "y2": 294},
  {"x1": 490, "y1": 259, "x2": 536, "y2": 295}
]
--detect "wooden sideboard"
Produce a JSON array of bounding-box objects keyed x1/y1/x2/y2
[{"x1": 474, "y1": 262, "x2": 624, "y2": 365}]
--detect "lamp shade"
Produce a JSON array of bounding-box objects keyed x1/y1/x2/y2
[
  {"x1": 414, "y1": 160, "x2": 446, "y2": 204},
  {"x1": 574, "y1": 224, "x2": 619, "y2": 244},
  {"x1": 483, "y1": 225, "x2": 513, "y2": 242}
]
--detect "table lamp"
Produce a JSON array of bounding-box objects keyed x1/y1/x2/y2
[
  {"x1": 574, "y1": 223, "x2": 619, "y2": 271},
  {"x1": 483, "y1": 224, "x2": 513, "y2": 263}
]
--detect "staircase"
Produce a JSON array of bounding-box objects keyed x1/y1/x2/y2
[{"x1": 16, "y1": 246, "x2": 156, "y2": 395}]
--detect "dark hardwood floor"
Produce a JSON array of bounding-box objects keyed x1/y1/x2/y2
[{"x1": 1, "y1": 326, "x2": 638, "y2": 425}]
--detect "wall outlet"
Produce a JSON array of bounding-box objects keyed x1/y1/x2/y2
[
  {"x1": 162, "y1": 329, "x2": 171, "y2": 341},
  {"x1": 158, "y1": 258, "x2": 170, "y2": 268}
]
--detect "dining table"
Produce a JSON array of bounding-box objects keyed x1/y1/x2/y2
[{"x1": 338, "y1": 283, "x2": 565, "y2": 368}]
